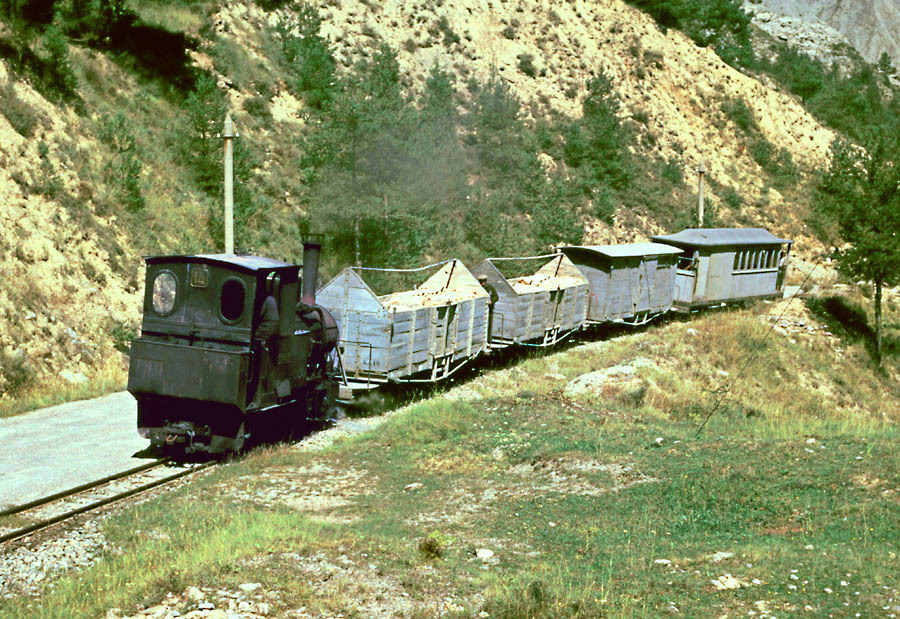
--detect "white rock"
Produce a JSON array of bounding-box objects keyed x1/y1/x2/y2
[
  {"x1": 806, "y1": 437, "x2": 817, "y2": 444},
  {"x1": 476, "y1": 548, "x2": 495, "y2": 562},
  {"x1": 198, "y1": 602, "x2": 215, "y2": 610},
  {"x1": 654, "y1": 559, "x2": 671, "y2": 566},
  {"x1": 60, "y1": 369, "x2": 88, "y2": 384},
  {"x1": 187, "y1": 587, "x2": 204, "y2": 601},
  {"x1": 711, "y1": 551, "x2": 734, "y2": 562},
  {"x1": 686, "y1": 328, "x2": 698, "y2": 336},
  {"x1": 712, "y1": 574, "x2": 742, "y2": 590},
  {"x1": 404, "y1": 482, "x2": 423, "y2": 491}
]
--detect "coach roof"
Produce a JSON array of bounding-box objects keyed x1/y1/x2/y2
[
  {"x1": 650, "y1": 228, "x2": 791, "y2": 247},
  {"x1": 144, "y1": 253, "x2": 296, "y2": 274},
  {"x1": 559, "y1": 242, "x2": 683, "y2": 258}
]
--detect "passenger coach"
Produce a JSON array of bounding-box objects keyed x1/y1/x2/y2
[{"x1": 650, "y1": 228, "x2": 792, "y2": 311}]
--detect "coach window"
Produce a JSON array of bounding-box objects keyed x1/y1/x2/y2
[
  {"x1": 151, "y1": 271, "x2": 178, "y2": 316},
  {"x1": 220, "y1": 278, "x2": 247, "y2": 323}
]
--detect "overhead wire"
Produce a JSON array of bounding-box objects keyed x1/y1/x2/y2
[{"x1": 695, "y1": 258, "x2": 820, "y2": 436}]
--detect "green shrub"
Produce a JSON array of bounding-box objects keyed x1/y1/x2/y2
[
  {"x1": 720, "y1": 185, "x2": 743, "y2": 210},
  {"x1": 661, "y1": 158, "x2": 683, "y2": 186},
  {"x1": 517, "y1": 53, "x2": 536, "y2": 78},
  {"x1": 0, "y1": 350, "x2": 33, "y2": 398},
  {"x1": 0, "y1": 81, "x2": 40, "y2": 137},
  {"x1": 35, "y1": 140, "x2": 63, "y2": 198},
  {"x1": 98, "y1": 112, "x2": 145, "y2": 212},
  {"x1": 435, "y1": 15, "x2": 459, "y2": 46},
  {"x1": 721, "y1": 97, "x2": 756, "y2": 133},
  {"x1": 41, "y1": 24, "x2": 78, "y2": 101}
]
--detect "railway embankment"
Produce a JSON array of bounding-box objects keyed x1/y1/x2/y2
[{"x1": 1, "y1": 293, "x2": 897, "y2": 618}]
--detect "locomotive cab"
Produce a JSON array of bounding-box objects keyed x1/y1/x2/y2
[{"x1": 128, "y1": 252, "x2": 335, "y2": 454}]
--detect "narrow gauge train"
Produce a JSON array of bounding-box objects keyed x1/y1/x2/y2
[
  {"x1": 127, "y1": 237, "x2": 337, "y2": 454},
  {"x1": 127, "y1": 227, "x2": 792, "y2": 453}
]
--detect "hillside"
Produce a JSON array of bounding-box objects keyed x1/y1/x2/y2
[{"x1": 0, "y1": 0, "x2": 870, "y2": 400}]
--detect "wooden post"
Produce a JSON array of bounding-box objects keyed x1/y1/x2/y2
[
  {"x1": 222, "y1": 113, "x2": 236, "y2": 254},
  {"x1": 697, "y1": 160, "x2": 706, "y2": 228}
]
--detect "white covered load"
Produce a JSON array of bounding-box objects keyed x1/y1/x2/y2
[
  {"x1": 316, "y1": 260, "x2": 489, "y2": 387},
  {"x1": 471, "y1": 254, "x2": 589, "y2": 347}
]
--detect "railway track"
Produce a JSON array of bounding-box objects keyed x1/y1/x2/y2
[{"x1": 0, "y1": 459, "x2": 214, "y2": 545}]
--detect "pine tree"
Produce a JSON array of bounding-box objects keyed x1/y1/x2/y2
[{"x1": 817, "y1": 128, "x2": 900, "y2": 362}]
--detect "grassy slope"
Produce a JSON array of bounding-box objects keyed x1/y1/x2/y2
[{"x1": 2, "y1": 300, "x2": 898, "y2": 618}]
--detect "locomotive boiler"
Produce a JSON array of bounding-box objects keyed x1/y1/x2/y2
[{"x1": 127, "y1": 237, "x2": 338, "y2": 454}]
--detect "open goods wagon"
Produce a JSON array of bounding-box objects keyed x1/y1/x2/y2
[
  {"x1": 471, "y1": 254, "x2": 589, "y2": 347},
  {"x1": 316, "y1": 260, "x2": 489, "y2": 390}
]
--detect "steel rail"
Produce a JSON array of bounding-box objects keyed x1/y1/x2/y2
[
  {"x1": 0, "y1": 459, "x2": 170, "y2": 518},
  {"x1": 0, "y1": 461, "x2": 214, "y2": 545}
]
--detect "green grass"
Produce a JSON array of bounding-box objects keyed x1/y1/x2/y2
[{"x1": 2, "y1": 308, "x2": 898, "y2": 617}]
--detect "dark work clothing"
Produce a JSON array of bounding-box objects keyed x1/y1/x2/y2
[
  {"x1": 257, "y1": 295, "x2": 280, "y2": 339},
  {"x1": 484, "y1": 283, "x2": 499, "y2": 307}
]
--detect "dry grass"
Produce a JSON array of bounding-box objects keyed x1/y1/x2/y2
[{"x1": 0, "y1": 349, "x2": 127, "y2": 419}]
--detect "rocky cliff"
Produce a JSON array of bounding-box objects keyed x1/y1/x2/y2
[{"x1": 747, "y1": 0, "x2": 900, "y2": 70}]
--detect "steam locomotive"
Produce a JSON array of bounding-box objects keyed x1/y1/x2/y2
[{"x1": 127, "y1": 237, "x2": 338, "y2": 454}]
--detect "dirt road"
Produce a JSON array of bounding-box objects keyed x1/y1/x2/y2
[{"x1": 0, "y1": 392, "x2": 148, "y2": 509}]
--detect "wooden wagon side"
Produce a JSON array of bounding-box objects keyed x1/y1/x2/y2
[
  {"x1": 559, "y1": 243, "x2": 682, "y2": 325},
  {"x1": 315, "y1": 268, "x2": 390, "y2": 390},
  {"x1": 317, "y1": 260, "x2": 489, "y2": 390},
  {"x1": 471, "y1": 254, "x2": 589, "y2": 348}
]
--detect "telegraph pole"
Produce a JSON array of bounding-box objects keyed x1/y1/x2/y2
[
  {"x1": 222, "y1": 113, "x2": 236, "y2": 254},
  {"x1": 697, "y1": 160, "x2": 706, "y2": 228}
]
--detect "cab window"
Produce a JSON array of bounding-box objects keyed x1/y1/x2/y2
[
  {"x1": 151, "y1": 271, "x2": 178, "y2": 316},
  {"x1": 220, "y1": 278, "x2": 246, "y2": 323}
]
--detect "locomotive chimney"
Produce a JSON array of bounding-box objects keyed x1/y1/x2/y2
[{"x1": 301, "y1": 234, "x2": 323, "y2": 306}]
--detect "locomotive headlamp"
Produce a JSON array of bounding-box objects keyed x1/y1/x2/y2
[{"x1": 151, "y1": 271, "x2": 177, "y2": 315}]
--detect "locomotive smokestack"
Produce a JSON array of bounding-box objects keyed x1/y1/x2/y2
[{"x1": 301, "y1": 234, "x2": 323, "y2": 306}]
